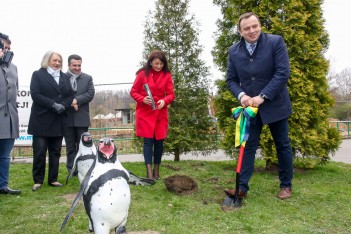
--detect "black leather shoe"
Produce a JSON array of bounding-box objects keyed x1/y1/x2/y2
[
  {"x1": 32, "y1": 184, "x2": 42, "y2": 191},
  {"x1": 0, "y1": 187, "x2": 21, "y2": 195},
  {"x1": 49, "y1": 182, "x2": 63, "y2": 187}
]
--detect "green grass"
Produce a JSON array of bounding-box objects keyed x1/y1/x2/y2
[{"x1": 1, "y1": 160, "x2": 351, "y2": 234}]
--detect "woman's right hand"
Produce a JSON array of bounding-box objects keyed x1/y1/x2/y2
[{"x1": 143, "y1": 96, "x2": 152, "y2": 105}]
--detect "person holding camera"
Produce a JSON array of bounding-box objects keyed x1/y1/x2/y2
[
  {"x1": 130, "y1": 50, "x2": 175, "y2": 180},
  {"x1": 28, "y1": 51, "x2": 74, "y2": 191},
  {"x1": 0, "y1": 36, "x2": 21, "y2": 195},
  {"x1": 64, "y1": 54, "x2": 95, "y2": 174}
]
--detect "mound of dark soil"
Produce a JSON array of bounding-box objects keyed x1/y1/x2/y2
[{"x1": 163, "y1": 174, "x2": 198, "y2": 195}]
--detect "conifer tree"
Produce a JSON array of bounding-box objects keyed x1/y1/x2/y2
[
  {"x1": 141, "y1": 0, "x2": 218, "y2": 161},
  {"x1": 212, "y1": 0, "x2": 341, "y2": 167}
]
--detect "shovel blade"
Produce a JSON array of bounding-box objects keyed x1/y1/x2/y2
[{"x1": 221, "y1": 195, "x2": 243, "y2": 212}]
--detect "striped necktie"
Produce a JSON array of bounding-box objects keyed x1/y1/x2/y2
[{"x1": 249, "y1": 43, "x2": 256, "y2": 55}]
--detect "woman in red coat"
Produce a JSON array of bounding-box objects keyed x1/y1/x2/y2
[{"x1": 130, "y1": 50, "x2": 175, "y2": 180}]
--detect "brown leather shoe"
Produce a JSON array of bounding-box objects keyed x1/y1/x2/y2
[
  {"x1": 277, "y1": 187, "x2": 292, "y2": 199},
  {"x1": 224, "y1": 189, "x2": 246, "y2": 198}
]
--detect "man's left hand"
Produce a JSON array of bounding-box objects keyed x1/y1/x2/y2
[{"x1": 251, "y1": 95, "x2": 264, "y2": 107}]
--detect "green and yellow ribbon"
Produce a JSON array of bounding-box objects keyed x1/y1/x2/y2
[{"x1": 232, "y1": 106, "x2": 258, "y2": 147}]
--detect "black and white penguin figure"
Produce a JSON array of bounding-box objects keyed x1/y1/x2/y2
[
  {"x1": 66, "y1": 132, "x2": 97, "y2": 184},
  {"x1": 64, "y1": 137, "x2": 129, "y2": 234},
  {"x1": 61, "y1": 137, "x2": 152, "y2": 233},
  {"x1": 82, "y1": 137, "x2": 130, "y2": 234}
]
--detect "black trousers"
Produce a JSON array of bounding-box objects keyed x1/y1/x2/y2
[
  {"x1": 64, "y1": 126, "x2": 88, "y2": 172},
  {"x1": 143, "y1": 138, "x2": 164, "y2": 164},
  {"x1": 32, "y1": 136, "x2": 63, "y2": 184},
  {"x1": 239, "y1": 115, "x2": 293, "y2": 193}
]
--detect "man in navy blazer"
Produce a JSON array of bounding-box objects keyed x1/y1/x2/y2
[{"x1": 225, "y1": 12, "x2": 293, "y2": 200}]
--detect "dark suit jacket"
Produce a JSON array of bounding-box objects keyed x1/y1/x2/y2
[
  {"x1": 227, "y1": 33, "x2": 292, "y2": 124},
  {"x1": 28, "y1": 68, "x2": 74, "y2": 136},
  {"x1": 65, "y1": 72, "x2": 95, "y2": 127}
]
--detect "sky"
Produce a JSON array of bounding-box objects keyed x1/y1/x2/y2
[
  {"x1": 2, "y1": 0, "x2": 349, "y2": 91},
  {"x1": 322, "y1": 0, "x2": 351, "y2": 74}
]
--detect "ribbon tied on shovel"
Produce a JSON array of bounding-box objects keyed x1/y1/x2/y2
[
  {"x1": 232, "y1": 106, "x2": 258, "y2": 147},
  {"x1": 221, "y1": 106, "x2": 258, "y2": 211}
]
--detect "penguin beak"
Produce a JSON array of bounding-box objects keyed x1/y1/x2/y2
[{"x1": 104, "y1": 139, "x2": 111, "y2": 146}]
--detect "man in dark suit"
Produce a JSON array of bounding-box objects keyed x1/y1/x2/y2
[
  {"x1": 225, "y1": 12, "x2": 293, "y2": 200},
  {"x1": 64, "y1": 54, "x2": 95, "y2": 173}
]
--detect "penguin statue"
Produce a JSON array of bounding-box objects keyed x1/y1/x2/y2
[
  {"x1": 66, "y1": 132, "x2": 154, "y2": 186},
  {"x1": 66, "y1": 132, "x2": 96, "y2": 184},
  {"x1": 61, "y1": 137, "x2": 130, "y2": 234}
]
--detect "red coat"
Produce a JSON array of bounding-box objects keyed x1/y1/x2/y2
[{"x1": 130, "y1": 69, "x2": 175, "y2": 140}]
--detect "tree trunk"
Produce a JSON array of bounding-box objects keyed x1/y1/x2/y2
[
  {"x1": 265, "y1": 159, "x2": 278, "y2": 172},
  {"x1": 174, "y1": 148, "x2": 180, "y2": 161}
]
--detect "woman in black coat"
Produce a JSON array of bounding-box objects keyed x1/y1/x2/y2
[{"x1": 28, "y1": 51, "x2": 74, "y2": 191}]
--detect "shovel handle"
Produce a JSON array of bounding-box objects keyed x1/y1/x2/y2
[{"x1": 236, "y1": 145, "x2": 245, "y2": 173}]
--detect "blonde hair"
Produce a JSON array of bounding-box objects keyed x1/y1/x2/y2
[{"x1": 40, "y1": 50, "x2": 63, "y2": 69}]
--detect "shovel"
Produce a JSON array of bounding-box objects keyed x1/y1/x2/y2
[
  {"x1": 222, "y1": 145, "x2": 245, "y2": 210},
  {"x1": 221, "y1": 106, "x2": 258, "y2": 211}
]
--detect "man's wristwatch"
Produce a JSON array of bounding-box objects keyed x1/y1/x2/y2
[{"x1": 259, "y1": 93, "x2": 267, "y2": 100}]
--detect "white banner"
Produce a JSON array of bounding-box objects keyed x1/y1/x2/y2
[{"x1": 15, "y1": 86, "x2": 33, "y2": 146}]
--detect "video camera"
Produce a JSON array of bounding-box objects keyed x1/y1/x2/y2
[{"x1": 0, "y1": 32, "x2": 14, "y2": 67}]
